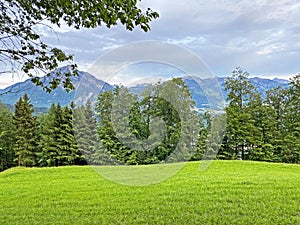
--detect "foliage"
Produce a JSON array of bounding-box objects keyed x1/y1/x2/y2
[
  {"x1": 0, "y1": 0, "x2": 159, "y2": 92},
  {"x1": 190, "y1": 112, "x2": 210, "y2": 161},
  {"x1": 0, "y1": 102, "x2": 15, "y2": 171},
  {"x1": 73, "y1": 100, "x2": 99, "y2": 164},
  {"x1": 39, "y1": 102, "x2": 81, "y2": 166},
  {"x1": 1, "y1": 70, "x2": 300, "y2": 170},
  {"x1": 281, "y1": 75, "x2": 300, "y2": 163},
  {"x1": 219, "y1": 68, "x2": 300, "y2": 163},
  {"x1": 96, "y1": 79, "x2": 199, "y2": 165},
  {"x1": 13, "y1": 94, "x2": 38, "y2": 166},
  {"x1": 221, "y1": 67, "x2": 258, "y2": 159}
]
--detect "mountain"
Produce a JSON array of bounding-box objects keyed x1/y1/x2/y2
[
  {"x1": 0, "y1": 66, "x2": 290, "y2": 111},
  {"x1": 0, "y1": 66, "x2": 113, "y2": 109},
  {"x1": 182, "y1": 77, "x2": 209, "y2": 108},
  {"x1": 181, "y1": 76, "x2": 290, "y2": 109},
  {"x1": 216, "y1": 77, "x2": 290, "y2": 99}
]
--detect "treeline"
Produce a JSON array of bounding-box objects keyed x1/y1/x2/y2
[
  {"x1": 0, "y1": 78, "x2": 201, "y2": 170},
  {"x1": 0, "y1": 69, "x2": 299, "y2": 171},
  {"x1": 219, "y1": 68, "x2": 300, "y2": 162}
]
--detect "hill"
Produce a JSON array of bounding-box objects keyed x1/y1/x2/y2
[
  {"x1": 0, "y1": 66, "x2": 290, "y2": 110},
  {"x1": 1, "y1": 161, "x2": 300, "y2": 224}
]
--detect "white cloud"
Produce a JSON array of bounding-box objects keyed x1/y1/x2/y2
[
  {"x1": 0, "y1": 73, "x2": 29, "y2": 89},
  {"x1": 1, "y1": 0, "x2": 300, "y2": 88}
]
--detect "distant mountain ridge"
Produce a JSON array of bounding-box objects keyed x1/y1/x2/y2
[
  {"x1": 216, "y1": 76, "x2": 290, "y2": 99},
  {"x1": 0, "y1": 66, "x2": 113, "y2": 109},
  {"x1": 0, "y1": 66, "x2": 290, "y2": 111}
]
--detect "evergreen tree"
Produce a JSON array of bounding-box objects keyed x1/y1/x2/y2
[
  {"x1": 247, "y1": 93, "x2": 275, "y2": 161},
  {"x1": 191, "y1": 112, "x2": 210, "y2": 161},
  {"x1": 39, "y1": 103, "x2": 80, "y2": 166},
  {"x1": 59, "y1": 104, "x2": 80, "y2": 165},
  {"x1": 222, "y1": 67, "x2": 257, "y2": 159},
  {"x1": 281, "y1": 75, "x2": 300, "y2": 163},
  {"x1": 0, "y1": 102, "x2": 15, "y2": 171},
  {"x1": 73, "y1": 100, "x2": 98, "y2": 164},
  {"x1": 39, "y1": 103, "x2": 58, "y2": 166},
  {"x1": 96, "y1": 89, "x2": 125, "y2": 165},
  {"x1": 13, "y1": 94, "x2": 38, "y2": 166},
  {"x1": 264, "y1": 86, "x2": 287, "y2": 161}
]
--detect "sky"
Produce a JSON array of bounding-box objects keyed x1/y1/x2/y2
[{"x1": 1, "y1": 0, "x2": 300, "y2": 88}]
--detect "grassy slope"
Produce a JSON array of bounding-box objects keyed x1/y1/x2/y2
[{"x1": 1, "y1": 161, "x2": 300, "y2": 225}]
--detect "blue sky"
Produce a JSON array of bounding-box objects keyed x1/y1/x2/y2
[{"x1": 1, "y1": 0, "x2": 300, "y2": 88}]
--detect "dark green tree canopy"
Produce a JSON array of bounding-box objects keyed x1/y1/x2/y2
[{"x1": 0, "y1": 0, "x2": 159, "y2": 92}]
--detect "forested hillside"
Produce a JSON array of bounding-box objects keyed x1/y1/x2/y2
[{"x1": 0, "y1": 69, "x2": 299, "y2": 171}]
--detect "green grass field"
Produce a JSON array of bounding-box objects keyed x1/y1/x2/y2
[{"x1": 1, "y1": 161, "x2": 300, "y2": 224}]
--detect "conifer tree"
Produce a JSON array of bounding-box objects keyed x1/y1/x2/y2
[
  {"x1": 247, "y1": 93, "x2": 275, "y2": 161},
  {"x1": 73, "y1": 100, "x2": 99, "y2": 164},
  {"x1": 264, "y1": 86, "x2": 287, "y2": 161},
  {"x1": 39, "y1": 103, "x2": 58, "y2": 166},
  {"x1": 0, "y1": 102, "x2": 15, "y2": 171},
  {"x1": 96, "y1": 89, "x2": 125, "y2": 164},
  {"x1": 39, "y1": 103, "x2": 80, "y2": 166},
  {"x1": 222, "y1": 67, "x2": 257, "y2": 159},
  {"x1": 281, "y1": 75, "x2": 300, "y2": 163},
  {"x1": 13, "y1": 94, "x2": 38, "y2": 166},
  {"x1": 191, "y1": 112, "x2": 210, "y2": 161},
  {"x1": 60, "y1": 105, "x2": 80, "y2": 165}
]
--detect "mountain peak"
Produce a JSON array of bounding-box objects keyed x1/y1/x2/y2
[
  {"x1": 272, "y1": 78, "x2": 290, "y2": 84},
  {"x1": 0, "y1": 66, "x2": 113, "y2": 108},
  {"x1": 53, "y1": 65, "x2": 73, "y2": 73}
]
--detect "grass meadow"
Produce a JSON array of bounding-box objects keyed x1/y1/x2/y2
[{"x1": 1, "y1": 160, "x2": 300, "y2": 224}]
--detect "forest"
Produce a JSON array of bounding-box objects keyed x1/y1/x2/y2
[{"x1": 0, "y1": 68, "x2": 299, "y2": 171}]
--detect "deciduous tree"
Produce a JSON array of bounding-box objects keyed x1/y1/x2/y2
[{"x1": 0, "y1": 0, "x2": 159, "y2": 92}]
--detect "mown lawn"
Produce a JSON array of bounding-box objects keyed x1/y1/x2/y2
[{"x1": 1, "y1": 161, "x2": 300, "y2": 224}]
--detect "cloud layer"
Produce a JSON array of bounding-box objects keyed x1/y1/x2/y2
[{"x1": 1, "y1": 0, "x2": 300, "y2": 88}]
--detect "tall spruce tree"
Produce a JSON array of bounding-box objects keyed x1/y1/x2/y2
[
  {"x1": 39, "y1": 103, "x2": 80, "y2": 166},
  {"x1": 39, "y1": 103, "x2": 58, "y2": 166},
  {"x1": 60, "y1": 104, "x2": 80, "y2": 165},
  {"x1": 73, "y1": 100, "x2": 98, "y2": 164},
  {"x1": 13, "y1": 94, "x2": 38, "y2": 166},
  {"x1": 0, "y1": 102, "x2": 15, "y2": 171}
]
